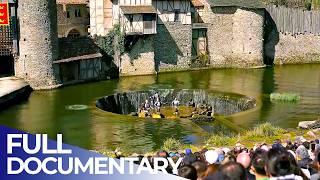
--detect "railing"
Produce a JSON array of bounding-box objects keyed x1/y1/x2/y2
[{"x1": 124, "y1": 20, "x2": 156, "y2": 35}]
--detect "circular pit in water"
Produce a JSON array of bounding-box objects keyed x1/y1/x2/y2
[{"x1": 96, "y1": 89, "x2": 256, "y2": 122}]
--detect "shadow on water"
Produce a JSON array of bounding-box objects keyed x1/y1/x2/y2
[{"x1": 259, "y1": 67, "x2": 276, "y2": 122}]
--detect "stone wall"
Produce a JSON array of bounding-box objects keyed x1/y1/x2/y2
[
  {"x1": 58, "y1": 37, "x2": 100, "y2": 59},
  {"x1": 201, "y1": 6, "x2": 265, "y2": 67},
  {"x1": 120, "y1": 35, "x2": 156, "y2": 76},
  {"x1": 16, "y1": 0, "x2": 60, "y2": 89},
  {"x1": 232, "y1": 8, "x2": 264, "y2": 67},
  {"x1": 57, "y1": 4, "x2": 89, "y2": 38},
  {"x1": 264, "y1": 15, "x2": 320, "y2": 65},
  {"x1": 271, "y1": 34, "x2": 320, "y2": 64},
  {"x1": 154, "y1": 22, "x2": 192, "y2": 72}
]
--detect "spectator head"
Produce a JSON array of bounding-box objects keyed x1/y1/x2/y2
[
  {"x1": 266, "y1": 149, "x2": 294, "y2": 177},
  {"x1": 215, "y1": 149, "x2": 225, "y2": 163},
  {"x1": 186, "y1": 149, "x2": 192, "y2": 155},
  {"x1": 205, "y1": 150, "x2": 219, "y2": 164},
  {"x1": 182, "y1": 154, "x2": 197, "y2": 166},
  {"x1": 192, "y1": 161, "x2": 207, "y2": 179},
  {"x1": 287, "y1": 150, "x2": 296, "y2": 160},
  {"x1": 317, "y1": 151, "x2": 320, "y2": 168},
  {"x1": 251, "y1": 149, "x2": 267, "y2": 177},
  {"x1": 260, "y1": 144, "x2": 270, "y2": 152},
  {"x1": 302, "y1": 141, "x2": 310, "y2": 150},
  {"x1": 222, "y1": 154, "x2": 236, "y2": 165},
  {"x1": 315, "y1": 139, "x2": 319, "y2": 144},
  {"x1": 272, "y1": 142, "x2": 284, "y2": 151},
  {"x1": 204, "y1": 164, "x2": 220, "y2": 177},
  {"x1": 236, "y1": 152, "x2": 251, "y2": 169},
  {"x1": 156, "y1": 150, "x2": 168, "y2": 158},
  {"x1": 219, "y1": 162, "x2": 247, "y2": 180},
  {"x1": 178, "y1": 165, "x2": 197, "y2": 180},
  {"x1": 296, "y1": 145, "x2": 310, "y2": 160}
]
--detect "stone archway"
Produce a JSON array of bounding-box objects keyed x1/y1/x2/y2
[{"x1": 67, "y1": 28, "x2": 81, "y2": 38}]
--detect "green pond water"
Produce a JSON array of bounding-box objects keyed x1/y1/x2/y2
[{"x1": 0, "y1": 64, "x2": 320, "y2": 153}]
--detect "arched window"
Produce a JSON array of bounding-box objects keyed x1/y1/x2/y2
[{"x1": 67, "y1": 29, "x2": 81, "y2": 38}]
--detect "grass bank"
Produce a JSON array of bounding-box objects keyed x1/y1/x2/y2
[{"x1": 96, "y1": 123, "x2": 318, "y2": 157}]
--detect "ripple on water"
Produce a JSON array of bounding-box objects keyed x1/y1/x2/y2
[{"x1": 65, "y1": 104, "x2": 88, "y2": 111}]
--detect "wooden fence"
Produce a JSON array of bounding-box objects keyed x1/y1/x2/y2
[{"x1": 266, "y1": 5, "x2": 320, "y2": 35}]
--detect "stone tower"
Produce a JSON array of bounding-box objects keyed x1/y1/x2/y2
[{"x1": 15, "y1": 0, "x2": 60, "y2": 89}]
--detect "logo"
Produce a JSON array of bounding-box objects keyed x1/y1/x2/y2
[{"x1": 0, "y1": 3, "x2": 9, "y2": 25}]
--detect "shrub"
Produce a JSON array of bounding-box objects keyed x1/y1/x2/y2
[
  {"x1": 206, "y1": 134, "x2": 238, "y2": 147},
  {"x1": 245, "y1": 123, "x2": 286, "y2": 137},
  {"x1": 161, "y1": 138, "x2": 183, "y2": 152},
  {"x1": 270, "y1": 92, "x2": 300, "y2": 102}
]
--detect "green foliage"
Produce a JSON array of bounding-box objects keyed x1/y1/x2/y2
[
  {"x1": 191, "y1": 53, "x2": 210, "y2": 67},
  {"x1": 161, "y1": 137, "x2": 183, "y2": 152},
  {"x1": 206, "y1": 134, "x2": 238, "y2": 147},
  {"x1": 245, "y1": 122, "x2": 286, "y2": 137},
  {"x1": 312, "y1": 0, "x2": 320, "y2": 9},
  {"x1": 198, "y1": 53, "x2": 209, "y2": 66},
  {"x1": 206, "y1": 123, "x2": 286, "y2": 147},
  {"x1": 270, "y1": 92, "x2": 301, "y2": 102},
  {"x1": 95, "y1": 24, "x2": 125, "y2": 57}
]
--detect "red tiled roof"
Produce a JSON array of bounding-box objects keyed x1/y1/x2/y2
[{"x1": 191, "y1": 0, "x2": 204, "y2": 7}]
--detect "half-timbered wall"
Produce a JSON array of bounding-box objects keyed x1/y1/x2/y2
[
  {"x1": 122, "y1": 14, "x2": 144, "y2": 34},
  {"x1": 153, "y1": 0, "x2": 191, "y2": 25},
  {"x1": 90, "y1": 0, "x2": 107, "y2": 35}
]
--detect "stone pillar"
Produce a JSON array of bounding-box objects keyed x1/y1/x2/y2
[
  {"x1": 16, "y1": 0, "x2": 60, "y2": 89},
  {"x1": 232, "y1": 8, "x2": 265, "y2": 67}
]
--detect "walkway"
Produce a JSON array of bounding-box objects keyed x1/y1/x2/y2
[{"x1": 0, "y1": 77, "x2": 31, "y2": 110}]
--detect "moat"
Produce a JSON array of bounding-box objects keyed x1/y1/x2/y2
[{"x1": 0, "y1": 64, "x2": 320, "y2": 153}]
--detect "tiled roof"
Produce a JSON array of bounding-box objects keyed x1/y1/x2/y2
[
  {"x1": 56, "y1": 0, "x2": 88, "y2": 4},
  {"x1": 120, "y1": 6, "x2": 157, "y2": 14},
  {"x1": 191, "y1": 0, "x2": 204, "y2": 7},
  {"x1": 207, "y1": 0, "x2": 265, "y2": 9}
]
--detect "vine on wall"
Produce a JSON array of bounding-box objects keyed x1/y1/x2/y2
[{"x1": 94, "y1": 24, "x2": 125, "y2": 57}]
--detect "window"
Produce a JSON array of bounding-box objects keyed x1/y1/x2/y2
[
  {"x1": 129, "y1": 15, "x2": 133, "y2": 26},
  {"x1": 174, "y1": 9, "x2": 180, "y2": 22},
  {"x1": 75, "y1": 9, "x2": 81, "y2": 17},
  {"x1": 67, "y1": 11, "x2": 70, "y2": 18}
]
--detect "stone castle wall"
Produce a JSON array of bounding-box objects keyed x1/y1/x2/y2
[
  {"x1": 120, "y1": 35, "x2": 156, "y2": 76},
  {"x1": 201, "y1": 6, "x2": 236, "y2": 67},
  {"x1": 201, "y1": 6, "x2": 265, "y2": 68},
  {"x1": 16, "y1": 0, "x2": 60, "y2": 89},
  {"x1": 264, "y1": 21, "x2": 320, "y2": 65},
  {"x1": 272, "y1": 34, "x2": 320, "y2": 64},
  {"x1": 232, "y1": 8, "x2": 264, "y2": 67},
  {"x1": 155, "y1": 22, "x2": 192, "y2": 72}
]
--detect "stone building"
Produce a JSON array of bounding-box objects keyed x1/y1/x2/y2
[
  {"x1": 200, "y1": 0, "x2": 265, "y2": 68},
  {"x1": 89, "y1": 0, "x2": 192, "y2": 75},
  {"x1": 57, "y1": 0, "x2": 90, "y2": 38},
  {"x1": 88, "y1": 0, "x2": 266, "y2": 76},
  {"x1": 14, "y1": 0, "x2": 107, "y2": 89}
]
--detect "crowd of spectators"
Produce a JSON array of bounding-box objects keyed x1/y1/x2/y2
[{"x1": 134, "y1": 138, "x2": 320, "y2": 180}]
